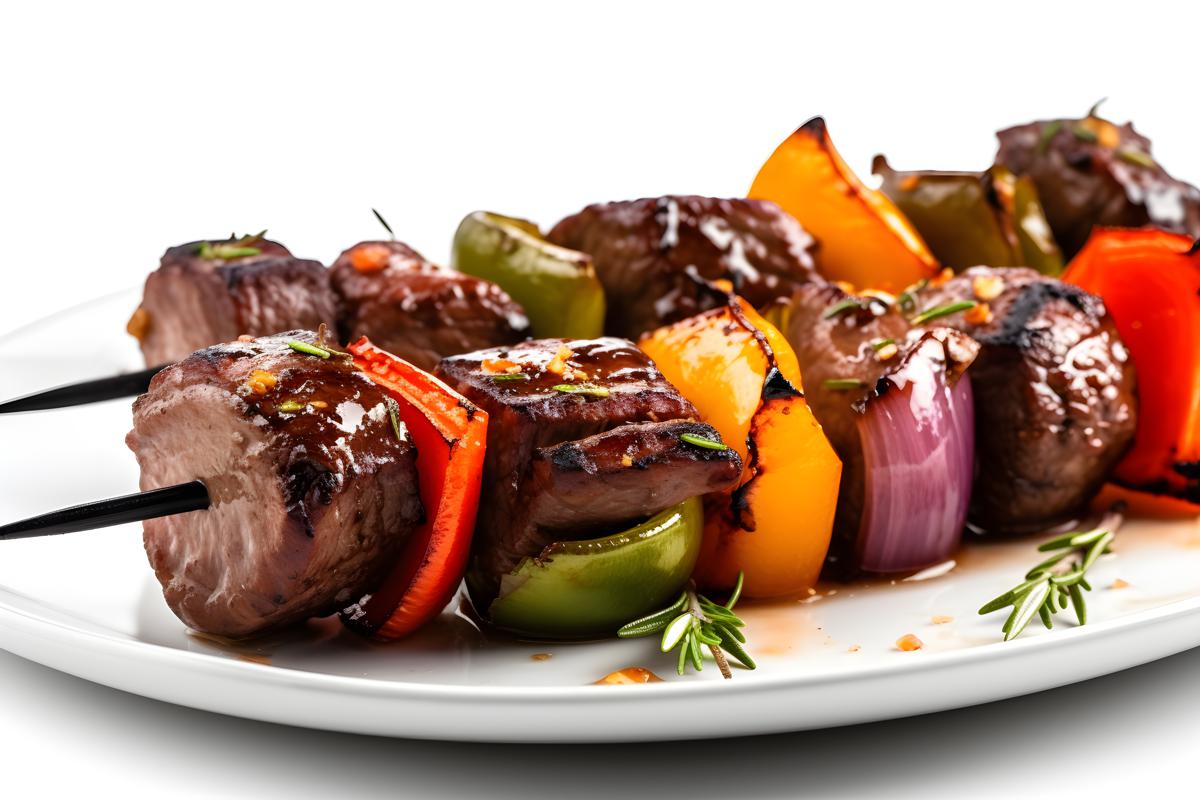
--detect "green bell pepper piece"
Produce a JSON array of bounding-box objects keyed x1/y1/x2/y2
[
  {"x1": 872, "y1": 157, "x2": 1063, "y2": 276},
  {"x1": 487, "y1": 497, "x2": 703, "y2": 639},
  {"x1": 451, "y1": 211, "x2": 606, "y2": 338}
]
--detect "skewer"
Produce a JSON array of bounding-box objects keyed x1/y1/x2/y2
[
  {"x1": 0, "y1": 366, "x2": 164, "y2": 414},
  {"x1": 0, "y1": 481, "x2": 209, "y2": 541}
]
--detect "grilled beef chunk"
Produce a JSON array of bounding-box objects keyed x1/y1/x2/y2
[
  {"x1": 770, "y1": 284, "x2": 978, "y2": 567},
  {"x1": 995, "y1": 114, "x2": 1200, "y2": 258},
  {"x1": 126, "y1": 330, "x2": 423, "y2": 638},
  {"x1": 331, "y1": 240, "x2": 529, "y2": 371},
  {"x1": 130, "y1": 237, "x2": 338, "y2": 367},
  {"x1": 547, "y1": 196, "x2": 818, "y2": 339},
  {"x1": 436, "y1": 338, "x2": 742, "y2": 607},
  {"x1": 921, "y1": 267, "x2": 1137, "y2": 533}
]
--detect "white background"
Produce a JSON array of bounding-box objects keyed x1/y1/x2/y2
[{"x1": 1, "y1": 2, "x2": 1198, "y2": 797}]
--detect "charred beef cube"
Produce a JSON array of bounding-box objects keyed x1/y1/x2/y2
[
  {"x1": 547, "y1": 196, "x2": 818, "y2": 339},
  {"x1": 129, "y1": 236, "x2": 339, "y2": 367},
  {"x1": 995, "y1": 113, "x2": 1200, "y2": 258},
  {"x1": 770, "y1": 283, "x2": 914, "y2": 544},
  {"x1": 436, "y1": 338, "x2": 741, "y2": 606},
  {"x1": 330, "y1": 240, "x2": 529, "y2": 371},
  {"x1": 920, "y1": 267, "x2": 1137, "y2": 533},
  {"x1": 771, "y1": 283, "x2": 978, "y2": 571},
  {"x1": 126, "y1": 330, "x2": 423, "y2": 639}
]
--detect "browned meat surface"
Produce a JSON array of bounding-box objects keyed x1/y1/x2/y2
[
  {"x1": 436, "y1": 338, "x2": 741, "y2": 607},
  {"x1": 995, "y1": 114, "x2": 1200, "y2": 258},
  {"x1": 130, "y1": 236, "x2": 338, "y2": 367},
  {"x1": 487, "y1": 420, "x2": 741, "y2": 595},
  {"x1": 126, "y1": 330, "x2": 423, "y2": 638},
  {"x1": 920, "y1": 267, "x2": 1137, "y2": 533},
  {"x1": 771, "y1": 285, "x2": 911, "y2": 548},
  {"x1": 546, "y1": 196, "x2": 818, "y2": 339},
  {"x1": 331, "y1": 240, "x2": 529, "y2": 371},
  {"x1": 770, "y1": 284, "x2": 978, "y2": 565}
]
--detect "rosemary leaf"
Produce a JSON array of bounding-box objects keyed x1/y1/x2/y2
[
  {"x1": 661, "y1": 613, "x2": 693, "y2": 652},
  {"x1": 552, "y1": 383, "x2": 610, "y2": 398},
  {"x1": 911, "y1": 300, "x2": 978, "y2": 326},
  {"x1": 679, "y1": 432, "x2": 728, "y2": 451},
  {"x1": 287, "y1": 340, "x2": 332, "y2": 359}
]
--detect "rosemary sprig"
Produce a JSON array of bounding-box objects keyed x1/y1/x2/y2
[
  {"x1": 618, "y1": 573, "x2": 755, "y2": 679},
  {"x1": 978, "y1": 507, "x2": 1124, "y2": 641},
  {"x1": 490, "y1": 373, "x2": 530, "y2": 382},
  {"x1": 822, "y1": 298, "x2": 863, "y2": 319},
  {"x1": 823, "y1": 378, "x2": 864, "y2": 391},
  {"x1": 910, "y1": 300, "x2": 977, "y2": 326}
]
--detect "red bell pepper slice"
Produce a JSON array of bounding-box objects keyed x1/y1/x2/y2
[
  {"x1": 1064, "y1": 228, "x2": 1200, "y2": 506},
  {"x1": 339, "y1": 337, "x2": 488, "y2": 639}
]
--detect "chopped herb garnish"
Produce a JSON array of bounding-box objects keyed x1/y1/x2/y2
[
  {"x1": 552, "y1": 383, "x2": 610, "y2": 397},
  {"x1": 910, "y1": 300, "x2": 977, "y2": 326},
  {"x1": 870, "y1": 338, "x2": 896, "y2": 351},
  {"x1": 197, "y1": 242, "x2": 262, "y2": 261},
  {"x1": 1037, "y1": 120, "x2": 1063, "y2": 154},
  {"x1": 679, "y1": 432, "x2": 728, "y2": 451},
  {"x1": 276, "y1": 400, "x2": 305, "y2": 413},
  {"x1": 823, "y1": 378, "x2": 865, "y2": 391},
  {"x1": 1071, "y1": 125, "x2": 1099, "y2": 144},
  {"x1": 384, "y1": 396, "x2": 404, "y2": 441},
  {"x1": 897, "y1": 279, "x2": 928, "y2": 313},
  {"x1": 372, "y1": 208, "x2": 396, "y2": 240},
  {"x1": 1116, "y1": 148, "x2": 1156, "y2": 169},
  {"x1": 287, "y1": 340, "x2": 332, "y2": 359},
  {"x1": 618, "y1": 572, "x2": 754, "y2": 679},
  {"x1": 490, "y1": 373, "x2": 530, "y2": 382},
  {"x1": 822, "y1": 298, "x2": 863, "y2": 319},
  {"x1": 979, "y1": 507, "x2": 1123, "y2": 641}
]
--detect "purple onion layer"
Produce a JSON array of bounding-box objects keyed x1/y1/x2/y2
[{"x1": 855, "y1": 340, "x2": 975, "y2": 573}]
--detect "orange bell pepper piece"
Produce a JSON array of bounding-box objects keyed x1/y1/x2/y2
[
  {"x1": 749, "y1": 117, "x2": 938, "y2": 293},
  {"x1": 641, "y1": 297, "x2": 841, "y2": 598},
  {"x1": 1063, "y1": 228, "x2": 1200, "y2": 505},
  {"x1": 340, "y1": 338, "x2": 489, "y2": 639}
]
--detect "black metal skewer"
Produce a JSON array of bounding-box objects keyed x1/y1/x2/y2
[
  {"x1": 0, "y1": 365, "x2": 165, "y2": 414},
  {"x1": 0, "y1": 481, "x2": 209, "y2": 541}
]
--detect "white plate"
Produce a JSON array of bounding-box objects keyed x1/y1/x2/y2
[{"x1": 1, "y1": 291, "x2": 1199, "y2": 743}]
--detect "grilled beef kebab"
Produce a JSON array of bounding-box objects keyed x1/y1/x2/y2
[
  {"x1": 435, "y1": 338, "x2": 743, "y2": 613},
  {"x1": 547, "y1": 196, "x2": 819, "y2": 339},
  {"x1": 128, "y1": 234, "x2": 529, "y2": 370},
  {"x1": 767, "y1": 283, "x2": 979, "y2": 573},
  {"x1": 918, "y1": 267, "x2": 1137, "y2": 534},
  {"x1": 126, "y1": 330, "x2": 424, "y2": 638},
  {"x1": 330, "y1": 239, "x2": 529, "y2": 370},
  {"x1": 128, "y1": 235, "x2": 339, "y2": 367}
]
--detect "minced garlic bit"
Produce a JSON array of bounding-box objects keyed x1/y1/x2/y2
[
  {"x1": 930, "y1": 267, "x2": 955, "y2": 288},
  {"x1": 530, "y1": 653, "x2": 553, "y2": 662},
  {"x1": 350, "y1": 243, "x2": 392, "y2": 273},
  {"x1": 545, "y1": 345, "x2": 573, "y2": 376},
  {"x1": 308, "y1": 400, "x2": 328, "y2": 410},
  {"x1": 964, "y1": 302, "x2": 993, "y2": 325},
  {"x1": 875, "y1": 342, "x2": 899, "y2": 361},
  {"x1": 237, "y1": 334, "x2": 255, "y2": 342},
  {"x1": 931, "y1": 615, "x2": 954, "y2": 625},
  {"x1": 481, "y1": 357, "x2": 522, "y2": 375},
  {"x1": 621, "y1": 454, "x2": 634, "y2": 468},
  {"x1": 971, "y1": 274, "x2": 1005, "y2": 301},
  {"x1": 245, "y1": 369, "x2": 277, "y2": 396},
  {"x1": 895, "y1": 633, "x2": 924, "y2": 652},
  {"x1": 1111, "y1": 578, "x2": 1130, "y2": 590},
  {"x1": 847, "y1": 644, "x2": 862, "y2": 653},
  {"x1": 126, "y1": 307, "x2": 151, "y2": 341}
]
